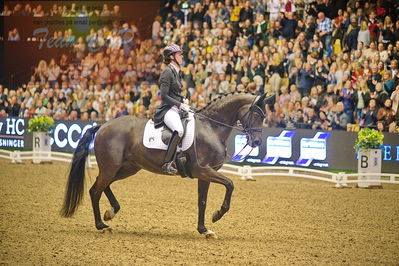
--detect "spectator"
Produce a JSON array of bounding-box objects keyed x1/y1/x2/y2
[
  {"x1": 317, "y1": 12, "x2": 333, "y2": 49},
  {"x1": 267, "y1": 0, "x2": 280, "y2": 22},
  {"x1": 281, "y1": 12, "x2": 297, "y2": 40},
  {"x1": 33, "y1": 4, "x2": 44, "y2": 17},
  {"x1": 332, "y1": 102, "x2": 348, "y2": 130},
  {"x1": 239, "y1": 1, "x2": 253, "y2": 23},
  {"x1": 360, "y1": 98, "x2": 379, "y2": 128},
  {"x1": 21, "y1": 4, "x2": 32, "y2": 16},
  {"x1": 100, "y1": 4, "x2": 111, "y2": 16},
  {"x1": 303, "y1": 107, "x2": 318, "y2": 129},
  {"x1": 152, "y1": 16, "x2": 162, "y2": 41},
  {"x1": 377, "y1": 98, "x2": 396, "y2": 131},
  {"x1": 268, "y1": 53, "x2": 284, "y2": 94},
  {"x1": 357, "y1": 21, "x2": 370, "y2": 48},
  {"x1": 338, "y1": 80, "x2": 355, "y2": 123},
  {"x1": 8, "y1": 28, "x2": 20, "y2": 41},
  {"x1": 5, "y1": 96, "x2": 20, "y2": 117},
  {"x1": 171, "y1": 4, "x2": 184, "y2": 24},
  {"x1": 1, "y1": 5, "x2": 12, "y2": 16},
  {"x1": 298, "y1": 63, "x2": 315, "y2": 97},
  {"x1": 48, "y1": 59, "x2": 60, "y2": 89},
  {"x1": 391, "y1": 84, "x2": 399, "y2": 114},
  {"x1": 372, "y1": 82, "x2": 389, "y2": 107},
  {"x1": 73, "y1": 37, "x2": 86, "y2": 62},
  {"x1": 353, "y1": 79, "x2": 371, "y2": 122}
]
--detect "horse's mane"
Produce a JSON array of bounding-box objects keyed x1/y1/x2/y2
[{"x1": 196, "y1": 91, "x2": 256, "y2": 113}]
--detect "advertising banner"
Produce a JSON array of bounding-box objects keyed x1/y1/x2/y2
[
  {"x1": 0, "y1": 118, "x2": 100, "y2": 153},
  {"x1": 0, "y1": 118, "x2": 28, "y2": 149},
  {"x1": 227, "y1": 128, "x2": 399, "y2": 173}
]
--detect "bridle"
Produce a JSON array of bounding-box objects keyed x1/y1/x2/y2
[
  {"x1": 192, "y1": 95, "x2": 266, "y2": 167},
  {"x1": 241, "y1": 95, "x2": 266, "y2": 146},
  {"x1": 193, "y1": 95, "x2": 265, "y2": 143}
]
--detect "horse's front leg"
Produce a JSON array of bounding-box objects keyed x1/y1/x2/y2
[
  {"x1": 210, "y1": 173, "x2": 234, "y2": 223},
  {"x1": 196, "y1": 168, "x2": 234, "y2": 228},
  {"x1": 197, "y1": 179, "x2": 216, "y2": 238}
]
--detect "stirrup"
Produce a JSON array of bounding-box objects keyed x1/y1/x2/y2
[{"x1": 162, "y1": 162, "x2": 178, "y2": 175}]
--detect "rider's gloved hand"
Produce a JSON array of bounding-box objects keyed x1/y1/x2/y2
[{"x1": 179, "y1": 103, "x2": 191, "y2": 112}]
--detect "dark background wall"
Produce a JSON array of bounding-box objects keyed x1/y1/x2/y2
[{"x1": 1, "y1": 1, "x2": 160, "y2": 88}]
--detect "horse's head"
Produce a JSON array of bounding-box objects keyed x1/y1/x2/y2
[{"x1": 239, "y1": 94, "x2": 275, "y2": 148}]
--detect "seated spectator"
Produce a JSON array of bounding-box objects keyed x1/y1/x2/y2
[
  {"x1": 1, "y1": 5, "x2": 12, "y2": 16},
  {"x1": 314, "y1": 111, "x2": 332, "y2": 130},
  {"x1": 289, "y1": 84, "x2": 301, "y2": 102},
  {"x1": 377, "y1": 98, "x2": 397, "y2": 131},
  {"x1": 278, "y1": 86, "x2": 291, "y2": 106},
  {"x1": 8, "y1": 28, "x2": 20, "y2": 41},
  {"x1": 5, "y1": 96, "x2": 20, "y2": 117},
  {"x1": 381, "y1": 70, "x2": 394, "y2": 94},
  {"x1": 372, "y1": 82, "x2": 389, "y2": 108},
  {"x1": 303, "y1": 107, "x2": 319, "y2": 129}
]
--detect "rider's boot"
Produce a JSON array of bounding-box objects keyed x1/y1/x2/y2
[{"x1": 162, "y1": 131, "x2": 181, "y2": 175}]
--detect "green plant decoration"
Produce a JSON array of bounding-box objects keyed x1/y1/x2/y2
[
  {"x1": 354, "y1": 128, "x2": 384, "y2": 151},
  {"x1": 28, "y1": 116, "x2": 55, "y2": 133}
]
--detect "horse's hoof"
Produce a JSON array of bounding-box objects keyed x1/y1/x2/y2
[
  {"x1": 204, "y1": 230, "x2": 217, "y2": 239},
  {"x1": 101, "y1": 227, "x2": 113, "y2": 234},
  {"x1": 103, "y1": 208, "x2": 115, "y2": 221},
  {"x1": 212, "y1": 211, "x2": 220, "y2": 223}
]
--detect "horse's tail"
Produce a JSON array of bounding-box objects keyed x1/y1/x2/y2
[{"x1": 60, "y1": 125, "x2": 101, "y2": 217}]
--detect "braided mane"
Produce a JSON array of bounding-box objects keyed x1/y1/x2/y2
[{"x1": 196, "y1": 91, "x2": 256, "y2": 113}]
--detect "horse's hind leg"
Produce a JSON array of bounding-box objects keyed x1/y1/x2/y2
[
  {"x1": 89, "y1": 170, "x2": 116, "y2": 231},
  {"x1": 103, "y1": 166, "x2": 141, "y2": 222},
  {"x1": 103, "y1": 186, "x2": 120, "y2": 221}
]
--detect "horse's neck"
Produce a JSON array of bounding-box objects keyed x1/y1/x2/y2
[{"x1": 199, "y1": 94, "x2": 253, "y2": 140}]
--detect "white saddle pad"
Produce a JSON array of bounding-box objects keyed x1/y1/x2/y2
[{"x1": 143, "y1": 112, "x2": 195, "y2": 151}]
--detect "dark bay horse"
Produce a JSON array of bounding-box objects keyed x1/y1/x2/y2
[{"x1": 61, "y1": 92, "x2": 273, "y2": 238}]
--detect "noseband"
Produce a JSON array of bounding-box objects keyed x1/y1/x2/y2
[{"x1": 241, "y1": 96, "x2": 266, "y2": 145}]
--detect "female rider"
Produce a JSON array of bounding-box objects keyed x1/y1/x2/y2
[{"x1": 153, "y1": 44, "x2": 191, "y2": 174}]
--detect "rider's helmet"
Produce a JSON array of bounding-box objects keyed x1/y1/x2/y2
[{"x1": 163, "y1": 44, "x2": 182, "y2": 64}]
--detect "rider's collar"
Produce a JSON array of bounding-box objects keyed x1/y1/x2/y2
[{"x1": 169, "y1": 62, "x2": 180, "y2": 73}]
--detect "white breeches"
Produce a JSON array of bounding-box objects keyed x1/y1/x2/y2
[{"x1": 164, "y1": 106, "x2": 184, "y2": 137}]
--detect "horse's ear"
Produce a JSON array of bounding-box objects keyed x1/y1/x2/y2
[{"x1": 255, "y1": 93, "x2": 267, "y2": 106}]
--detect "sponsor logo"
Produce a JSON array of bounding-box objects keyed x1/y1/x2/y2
[
  {"x1": 52, "y1": 122, "x2": 98, "y2": 149},
  {"x1": 0, "y1": 118, "x2": 26, "y2": 149}
]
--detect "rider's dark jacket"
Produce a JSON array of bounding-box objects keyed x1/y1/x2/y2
[{"x1": 153, "y1": 64, "x2": 184, "y2": 128}]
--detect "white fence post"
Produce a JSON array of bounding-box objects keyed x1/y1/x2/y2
[
  {"x1": 335, "y1": 172, "x2": 348, "y2": 188},
  {"x1": 11, "y1": 150, "x2": 22, "y2": 164},
  {"x1": 241, "y1": 165, "x2": 255, "y2": 181}
]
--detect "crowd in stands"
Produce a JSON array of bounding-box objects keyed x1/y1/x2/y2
[{"x1": 1, "y1": 0, "x2": 399, "y2": 133}]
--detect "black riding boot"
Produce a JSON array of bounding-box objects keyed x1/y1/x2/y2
[{"x1": 162, "y1": 131, "x2": 181, "y2": 175}]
